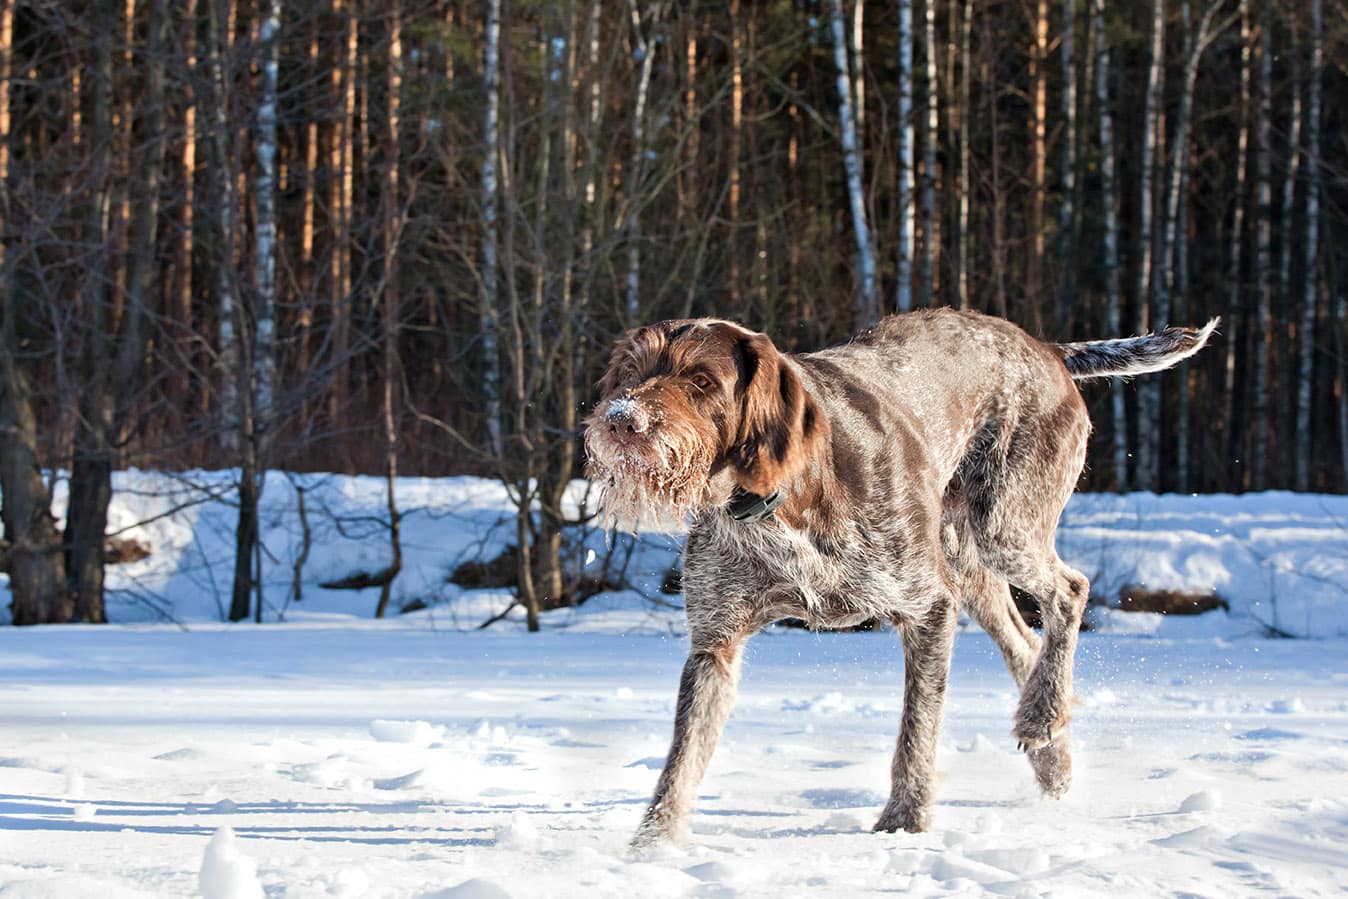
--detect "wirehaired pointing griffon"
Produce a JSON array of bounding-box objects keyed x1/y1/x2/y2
[{"x1": 585, "y1": 308, "x2": 1216, "y2": 848}]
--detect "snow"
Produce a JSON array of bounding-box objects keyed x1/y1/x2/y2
[
  {"x1": 6, "y1": 471, "x2": 1347, "y2": 637},
  {"x1": 2, "y1": 625, "x2": 1348, "y2": 896},
  {"x1": 1, "y1": 472, "x2": 1347, "y2": 894}
]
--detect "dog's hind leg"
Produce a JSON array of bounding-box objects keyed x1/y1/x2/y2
[
  {"x1": 632, "y1": 629, "x2": 750, "y2": 850},
  {"x1": 965, "y1": 565, "x2": 1074, "y2": 795},
  {"x1": 962, "y1": 565, "x2": 1040, "y2": 690},
  {"x1": 874, "y1": 590, "x2": 958, "y2": 834},
  {"x1": 943, "y1": 512, "x2": 1039, "y2": 689}
]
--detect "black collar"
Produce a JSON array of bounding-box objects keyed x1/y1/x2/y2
[{"x1": 727, "y1": 488, "x2": 785, "y2": 522}]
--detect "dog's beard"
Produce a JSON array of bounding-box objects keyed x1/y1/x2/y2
[{"x1": 584, "y1": 415, "x2": 716, "y2": 531}]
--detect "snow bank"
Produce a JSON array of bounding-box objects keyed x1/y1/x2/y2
[{"x1": 4, "y1": 471, "x2": 1345, "y2": 637}]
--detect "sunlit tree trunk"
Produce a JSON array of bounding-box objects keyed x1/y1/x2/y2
[
  {"x1": 171, "y1": 0, "x2": 198, "y2": 417},
  {"x1": 1295, "y1": 0, "x2": 1321, "y2": 491},
  {"x1": 829, "y1": 0, "x2": 877, "y2": 326},
  {"x1": 297, "y1": 17, "x2": 320, "y2": 378},
  {"x1": 328, "y1": 0, "x2": 358, "y2": 427}
]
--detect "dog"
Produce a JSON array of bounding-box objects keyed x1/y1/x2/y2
[{"x1": 584, "y1": 308, "x2": 1216, "y2": 848}]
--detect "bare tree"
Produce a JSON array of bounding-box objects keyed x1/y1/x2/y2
[
  {"x1": 1223, "y1": 0, "x2": 1250, "y2": 480},
  {"x1": 895, "y1": 0, "x2": 915, "y2": 313},
  {"x1": 1133, "y1": 0, "x2": 1165, "y2": 492},
  {"x1": 829, "y1": 0, "x2": 877, "y2": 326},
  {"x1": 1056, "y1": 0, "x2": 1077, "y2": 328},
  {"x1": 918, "y1": 0, "x2": 937, "y2": 307},
  {"x1": 374, "y1": 0, "x2": 404, "y2": 618},
  {"x1": 480, "y1": 0, "x2": 503, "y2": 458},
  {"x1": 1295, "y1": 0, "x2": 1322, "y2": 490},
  {"x1": 1093, "y1": 0, "x2": 1127, "y2": 490},
  {"x1": 1156, "y1": 0, "x2": 1232, "y2": 491},
  {"x1": 1250, "y1": 2, "x2": 1272, "y2": 491}
]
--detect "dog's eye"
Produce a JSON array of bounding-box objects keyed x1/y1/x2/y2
[{"x1": 690, "y1": 373, "x2": 715, "y2": 394}]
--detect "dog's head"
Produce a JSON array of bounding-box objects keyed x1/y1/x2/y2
[{"x1": 584, "y1": 319, "x2": 824, "y2": 527}]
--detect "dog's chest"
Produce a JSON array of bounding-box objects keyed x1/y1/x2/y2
[{"x1": 687, "y1": 515, "x2": 916, "y2": 628}]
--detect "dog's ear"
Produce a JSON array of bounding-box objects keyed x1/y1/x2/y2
[{"x1": 728, "y1": 332, "x2": 823, "y2": 495}]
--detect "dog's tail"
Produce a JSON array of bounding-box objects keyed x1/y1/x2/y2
[{"x1": 1056, "y1": 318, "x2": 1218, "y2": 380}]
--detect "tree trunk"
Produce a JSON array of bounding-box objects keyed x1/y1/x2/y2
[
  {"x1": 624, "y1": 2, "x2": 660, "y2": 323},
  {"x1": 1250, "y1": 4, "x2": 1272, "y2": 491},
  {"x1": 1158, "y1": 1, "x2": 1229, "y2": 492},
  {"x1": 328, "y1": 0, "x2": 358, "y2": 428},
  {"x1": 1295, "y1": 0, "x2": 1321, "y2": 491},
  {"x1": 955, "y1": 0, "x2": 972, "y2": 312},
  {"x1": 918, "y1": 0, "x2": 937, "y2": 307},
  {"x1": 65, "y1": 0, "x2": 124, "y2": 624},
  {"x1": 728, "y1": 0, "x2": 743, "y2": 314},
  {"x1": 1056, "y1": 0, "x2": 1077, "y2": 330},
  {"x1": 1093, "y1": 0, "x2": 1126, "y2": 490},
  {"x1": 1027, "y1": 0, "x2": 1048, "y2": 331},
  {"x1": 480, "y1": 0, "x2": 503, "y2": 459},
  {"x1": 1223, "y1": 0, "x2": 1250, "y2": 486},
  {"x1": 1, "y1": 1, "x2": 73, "y2": 626},
  {"x1": 0, "y1": 354, "x2": 73, "y2": 625},
  {"x1": 1133, "y1": 0, "x2": 1164, "y2": 492},
  {"x1": 375, "y1": 0, "x2": 404, "y2": 619},
  {"x1": 895, "y1": 0, "x2": 914, "y2": 313},
  {"x1": 830, "y1": 0, "x2": 877, "y2": 327}
]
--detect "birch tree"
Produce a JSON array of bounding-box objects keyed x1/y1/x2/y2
[
  {"x1": 1133, "y1": 0, "x2": 1165, "y2": 491},
  {"x1": 1155, "y1": 0, "x2": 1232, "y2": 491},
  {"x1": 918, "y1": 0, "x2": 937, "y2": 307},
  {"x1": 480, "y1": 0, "x2": 502, "y2": 458},
  {"x1": 829, "y1": 0, "x2": 877, "y2": 326},
  {"x1": 1093, "y1": 0, "x2": 1127, "y2": 490},
  {"x1": 624, "y1": 1, "x2": 661, "y2": 323}
]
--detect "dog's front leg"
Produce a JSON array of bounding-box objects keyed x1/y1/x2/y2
[
  {"x1": 874, "y1": 593, "x2": 957, "y2": 834},
  {"x1": 632, "y1": 635, "x2": 746, "y2": 850}
]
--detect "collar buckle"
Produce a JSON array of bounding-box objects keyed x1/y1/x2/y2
[{"x1": 727, "y1": 488, "x2": 785, "y2": 522}]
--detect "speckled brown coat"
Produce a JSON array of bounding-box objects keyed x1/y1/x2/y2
[{"x1": 584, "y1": 308, "x2": 1217, "y2": 849}]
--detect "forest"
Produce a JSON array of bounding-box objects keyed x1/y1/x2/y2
[{"x1": 0, "y1": 0, "x2": 1344, "y2": 625}]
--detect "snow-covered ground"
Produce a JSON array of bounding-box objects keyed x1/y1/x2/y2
[
  {"x1": 2, "y1": 472, "x2": 1348, "y2": 896},
  {"x1": 3, "y1": 623, "x2": 1348, "y2": 897}
]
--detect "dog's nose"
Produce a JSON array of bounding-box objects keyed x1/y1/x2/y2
[{"x1": 603, "y1": 396, "x2": 649, "y2": 434}]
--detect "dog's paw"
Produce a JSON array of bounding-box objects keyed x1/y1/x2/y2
[
  {"x1": 629, "y1": 813, "x2": 683, "y2": 856},
  {"x1": 1012, "y1": 695, "x2": 1071, "y2": 751},
  {"x1": 1026, "y1": 739, "x2": 1073, "y2": 798},
  {"x1": 872, "y1": 800, "x2": 930, "y2": 835}
]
